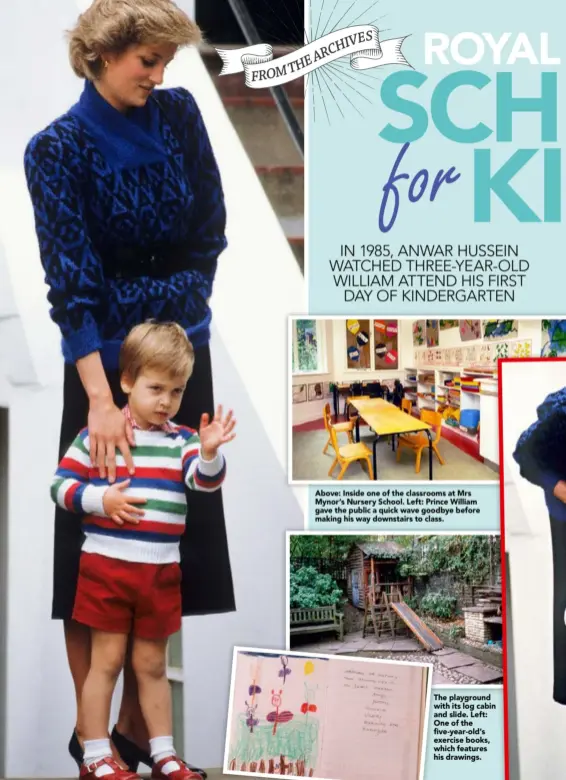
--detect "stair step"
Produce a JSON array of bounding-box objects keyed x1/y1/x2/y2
[
  {"x1": 255, "y1": 165, "x2": 304, "y2": 217},
  {"x1": 224, "y1": 101, "x2": 303, "y2": 166}
]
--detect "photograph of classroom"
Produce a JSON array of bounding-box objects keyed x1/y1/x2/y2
[
  {"x1": 288, "y1": 533, "x2": 503, "y2": 686},
  {"x1": 291, "y1": 317, "x2": 554, "y2": 482}
]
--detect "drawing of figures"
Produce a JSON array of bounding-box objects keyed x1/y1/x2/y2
[{"x1": 245, "y1": 701, "x2": 259, "y2": 733}]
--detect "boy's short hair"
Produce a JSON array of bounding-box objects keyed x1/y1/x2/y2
[{"x1": 120, "y1": 321, "x2": 195, "y2": 381}]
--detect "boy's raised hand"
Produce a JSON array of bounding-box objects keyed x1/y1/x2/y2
[
  {"x1": 103, "y1": 479, "x2": 146, "y2": 526},
  {"x1": 199, "y1": 405, "x2": 237, "y2": 460}
]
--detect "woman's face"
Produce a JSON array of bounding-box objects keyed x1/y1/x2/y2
[{"x1": 99, "y1": 42, "x2": 178, "y2": 111}]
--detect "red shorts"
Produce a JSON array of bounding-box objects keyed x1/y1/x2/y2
[{"x1": 72, "y1": 552, "x2": 182, "y2": 640}]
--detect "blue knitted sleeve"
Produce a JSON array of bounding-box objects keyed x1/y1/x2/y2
[
  {"x1": 157, "y1": 87, "x2": 227, "y2": 295},
  {"x1": 24, "y1": 121, "x2": 104, "y2": 362},
  {"x1": 513, "y1": 387, "x2": 566, "y2": 492}
]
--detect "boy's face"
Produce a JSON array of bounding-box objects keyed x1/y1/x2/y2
[{"x1": 121, "y1": 368, "x2": 189, "y2": 429}]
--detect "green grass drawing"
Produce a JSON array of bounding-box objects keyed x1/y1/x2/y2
[{"x1": 232, "y1": 713, "x2": 320, "y2": 766}]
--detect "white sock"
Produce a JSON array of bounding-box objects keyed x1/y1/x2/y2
[
  {"x1": 83, "y1": 739, "x2": 114, "y2": 776},
  {"x1": 150, "y1": 736, "x2": 180, "y2": 773}
]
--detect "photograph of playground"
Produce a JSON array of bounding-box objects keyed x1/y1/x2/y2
[{"x1": 287, "y1": 534, "x2": 503, "y2": 686}]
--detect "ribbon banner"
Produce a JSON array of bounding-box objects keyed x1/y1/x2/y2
[{"x1": 215, "y1": 25, "x2": 411, "y2": 89}]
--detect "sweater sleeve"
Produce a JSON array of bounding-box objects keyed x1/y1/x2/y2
[
  {"x1": 50, "y1": 430, "x2": 109, "y2": 515},
  {"x1": 513, "y1": 388, "x2": 566, "y2": 493},
  {"x1": 24, "y1": 124, "x2": 105, "y2": 362},
  {"x1": 163, "y1": 87, "x2": 227, "y2": 296},
  {"x1": 180, "y1": 429, "x2": 226, "y2": 493}
]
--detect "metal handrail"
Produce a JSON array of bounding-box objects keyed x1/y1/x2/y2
[{"x1": 226, "y1": 0, "x2": 304, "y2": 159}]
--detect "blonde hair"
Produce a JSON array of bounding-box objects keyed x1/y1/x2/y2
[
  {"x1": 67, "y1": 0, "x2": 202, "y2": 80},
  {"x1": 120, "y1": 321, "x2": 195, "y2": 382}
]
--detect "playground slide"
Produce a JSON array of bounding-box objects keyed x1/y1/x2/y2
[{"x1": 392, "y1": 602, "x2": 444, "y2": 652}]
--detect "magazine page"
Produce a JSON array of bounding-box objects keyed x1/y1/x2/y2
[{"x1": 0, "y1": 0, "x2": 560, "y2": 778}]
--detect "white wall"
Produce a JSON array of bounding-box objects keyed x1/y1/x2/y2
[
  {"x1": 502, "y1": 360, "x2": 566, "y2": 778},
  {"x1": 0, "y1": 7, "x2": 305, "y2": 777}
]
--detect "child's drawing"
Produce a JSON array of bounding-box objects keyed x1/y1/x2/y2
[
  {"x1": 228, "y1": 653, "x2": 322, "y2": 776},
  {"x1": 541, "y1": 320, "x2": 566, "y2": 356},
  {"x1": 279, "y1": 655, "x2": 292, "y2": 684},
  {"x1": 460, "y1": 320, "x2": 481, "y2": 341},
  {"x1": 412, "y1": 320, "x2": 425, "y2": 347},
  {"x1": 245, "y1": 701, "x2": 259, "y2": 733},
  {"x1": 483, "y1": 320, "x2": 518, "y2": 340},
  {"x1": 267, "y1": 689, "x2": 294, "y2": 734}
]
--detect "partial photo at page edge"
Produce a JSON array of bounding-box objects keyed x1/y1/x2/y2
[{"x1": 223, "y1": 647, "x2": 432, "y2": 780}]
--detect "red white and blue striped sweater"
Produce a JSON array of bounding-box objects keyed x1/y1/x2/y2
[{"x1": 51, "y1": 424, "x2": 226, "y2": 564}]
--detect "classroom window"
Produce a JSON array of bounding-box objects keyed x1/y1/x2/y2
[{"x1": 292, "y1": 319, "x2": 326, "y2": 374}]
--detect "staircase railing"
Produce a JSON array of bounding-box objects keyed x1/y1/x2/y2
[{"x1": 226, "y1": 0, "x2": 305, "y2": 159}]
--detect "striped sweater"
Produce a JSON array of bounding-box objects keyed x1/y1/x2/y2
[{"x1": 51, "y1": 424, "x2": 226, "y2": 564}]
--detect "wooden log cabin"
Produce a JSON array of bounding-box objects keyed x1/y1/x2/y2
[{"x1": 346, "y1": 541, "x2": 412, "y2": 608}]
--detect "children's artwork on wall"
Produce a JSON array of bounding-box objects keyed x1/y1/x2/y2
[
  {"x1": 374, "y1": 320, "x2": 399, "y2": 369},
  {"x1": 322, "y1": 382, "x2": 332, "y2": 398},
  {"x1": 541, "y1": 320, "x2": 566, "y2": 356},
  {"x1": 465, "y1": 346, "x2": 477, "y2": 363},
  {"x1": 292, "y1": 385, "x2": 307, "y2": 404},
  {"x1": 225, "y1": 649, "x2": 430, "y2": 780},
  {"x1": 453, "y1": 347, "x2": 463, "y2": 365},
  {"x1": 478, "y1": 343, "x2": 493, "y2": 365},
  {"x1": 347, "y1": 319, "x2": 370, "y2": 368},
  {"x1": 494, "y1": 342, "x2": 509, "y2": 360},
  {"x1": 412, "y1": 320, "x2": 425, "y2": 346},
  {"x1": 308, "y1": 383, "x2": 324, "y2": 402},
  {"x1": 510, "y1": 339, "x2": 532, "y2": 358},
  {"x1": 440, "y1": 320, "x2": 458, "y2": 330},
  {"x1": 460, "y1": 320, "x2": 481, "y2": 341},
  {"x1": 426, "y1": 320, "x2": 439, "y2": 347},
  {"x1": 483, "y1": 320, "x2": 518, "y2": 340}
]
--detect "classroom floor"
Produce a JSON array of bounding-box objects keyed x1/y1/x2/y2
[{"x1": 292, "y1": 427, "x2": 499, "y2": 481}]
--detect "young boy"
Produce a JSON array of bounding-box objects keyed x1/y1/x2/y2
[{"x1": 51, "y1": 322, "x2": 236, "y2": 780}]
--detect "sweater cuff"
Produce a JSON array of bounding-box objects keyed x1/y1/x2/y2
[
  {"x1": 81, "y1": 485, "x2": 108, "y2": 516},
  {"x1": 197, "y1": 450, "x2": 225, "y2": 477},
  {"x1": 63, "y1": 324, "x2": 103, "y2": 363}
]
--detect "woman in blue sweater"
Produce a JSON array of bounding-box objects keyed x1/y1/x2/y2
[
  {"x1": 513, "y1": 387, "x2": 566, "y2": 704},
  {"x1": 24, "y1": 0, "x2": 234, "y2": 775}
]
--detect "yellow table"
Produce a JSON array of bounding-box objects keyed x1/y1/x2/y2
[{"x1": 349, "y1": 397, "x2": 434, "y2": 480}]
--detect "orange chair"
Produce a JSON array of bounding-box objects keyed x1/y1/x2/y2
[
  {"x1": 327, "y1": 423, "x2": 374, "y2": 480},
  {"x1": 401, "y1": 398, "x2": 413, "y2": 415},
  {"x1": 396, "y1": 409, "x2": 446, "y2": 474},
  {"x1": 322, "y1": 403, "x2": 354, "y2": 455}
]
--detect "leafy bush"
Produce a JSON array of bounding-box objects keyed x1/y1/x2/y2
[
  {"x1": 448, "y1": 625, "x2": 465, "y2": 640},
  {"x1": 404, "y1": 594, "x2": 421, "y2": 611},
  {"x1": 290, "y1": 566, "x2": 344, "y2": 609},
  {"x1": 419, "y1": 592, "x2": 457, "y2": 619},
  {"x1": 397, "y1": 536, "x2": 500, "y2": 584}
]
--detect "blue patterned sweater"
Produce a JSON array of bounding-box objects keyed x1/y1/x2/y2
[
  {"x1": 24, "y1": 80, "x2": 227, "y2": 368},
  {"x1": 513, "y1": 388, "x2": 566, "y2": 520}
]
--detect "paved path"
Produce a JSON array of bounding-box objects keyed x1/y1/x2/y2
[{"x1": 292, "y1": 630, "x2": 503, "y2": 685}]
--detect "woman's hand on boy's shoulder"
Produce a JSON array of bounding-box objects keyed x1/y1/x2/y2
[{"x1": 88, "y1": 399, "x2": 136, "y2": 483}]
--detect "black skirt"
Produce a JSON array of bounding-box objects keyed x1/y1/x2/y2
[
  {"x1": 52, "y1": 344, "x2": 236, "y2": 620},
  {"x1": 550, "y1": 515, "x2": 566, "y2": 703}
]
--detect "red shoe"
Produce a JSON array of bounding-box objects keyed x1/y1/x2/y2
[
  {"x1": 152, "y1": 756, "x2": 203, "y2": 779},
  {"x1": 80, "y1": 756, "x2": 141, "y2": 779}
]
